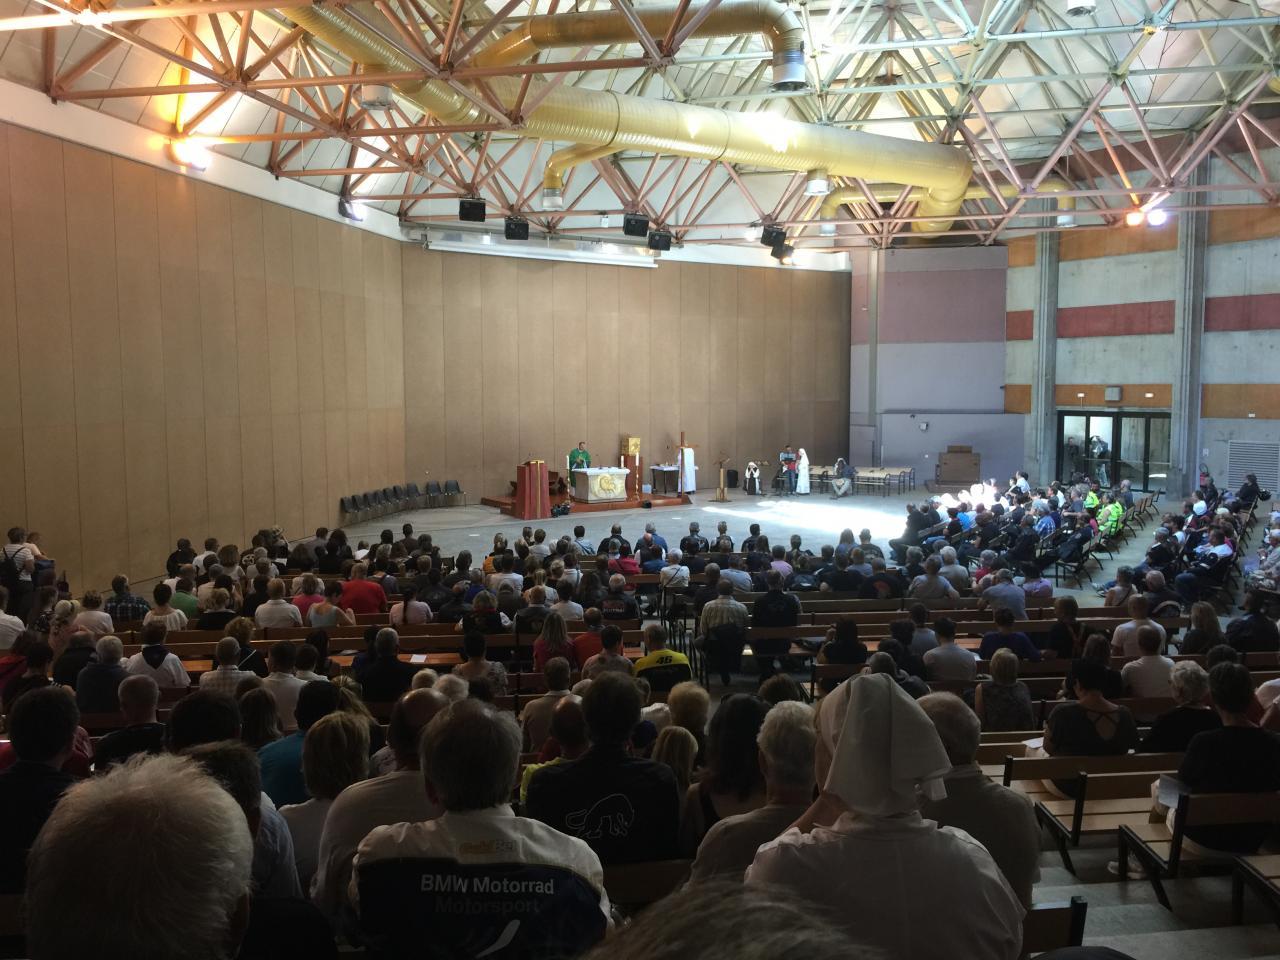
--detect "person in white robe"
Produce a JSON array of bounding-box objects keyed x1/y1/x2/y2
[
  {"x1": 678, "y1": 446, "x2": 697, "y2": 495},
  {"x1": 795, "y1": 448, "x2": 811, "y2": 495},
  {"x1": 746, "y1": 673, "x2": 1024, "y2": 960}
]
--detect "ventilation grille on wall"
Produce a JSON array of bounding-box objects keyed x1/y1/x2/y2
[{"x1": 1226, "y1": 441, "x2": 1280, "y2": 490}]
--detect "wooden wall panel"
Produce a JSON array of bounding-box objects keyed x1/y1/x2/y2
[
  {"x1": 1054, "y1": 383, "x2": 1171, "y2": 407},
  {"x1": 481, "y1": 256, "x2": 519, "y2": 494},
  {"x1": 0, "y1": 126, "x2": 24, "y2": 525},
  {"x1": 1004, "y1": 384, "x2": 1032, "y2": 413},
  {"x1": 1201, "y1": 384, "x2": 1280, "y2": 420},
  {"x1": 443, "y1": 255, "x2": 483, "y2": 495}
]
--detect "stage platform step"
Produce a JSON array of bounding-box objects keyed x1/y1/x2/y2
[{"x1": 480, "y1": 492, "x2": 691, "y2": 518}]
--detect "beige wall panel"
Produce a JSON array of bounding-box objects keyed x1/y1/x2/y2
[
  {"x1": 678, "y1": 403, "x2": 709, "y2": 486},
  {"x1": 165, "y1": 416, "x2": 209, "y2": 546},
  {"x1": 195, "y1": 183, "x2": 240, "y2": 422},
  {"x1": 762, "y1": 401, "x2": 787, "y2": 461},
  {"x1": 76, "y1": 423, "x2": 130, "y2": 590},
  {"x1": 361, "y1": 409, "x2": 387, "y2": 493},
  {"x1": 298, "y1": 426, "x2": 329, "y2": 533},
  {"x1": 789, "y1": 275, "x2": 817, "y2": 403},
  {"x1": 291, "y1": 213, "x2": 324, "y2": 422},
  {"x1": 316, "y1": 221, "x2": 347, "y2": 413},
  {"x1": 649, "y1": 402, "x2": 678, "y2": 461},
  {"x1": 113, "y1": 159, "x2": 166, "y2": 424},
  {"x1": 787, "y1": 403, "x2": 816, "y2": 460},
  {"x1": 585, "y1": 265, "x2": 620, "y2": 456},
  {"x1": 707, "y1": 266, "x2": 739, "y2": 400},
  {"x1": 347, "y1": 408, "x2": 371, "y2": 494},
  {"x1": 441, "y1": 254, "x2": 483, "y2": 495},
  {"x1": 812, "y1": 400, "x2": 845, "y2": 464},
  {"x1": 515, "y1": 259, "x2": 556, "y2": 465},
  {"x1": 480, "y1": 257, "x2": 519, "y2": 497},
  {"x1": 401, "y1": 248, "x2": 445, "y2": 479},
  {"x1": 204, "y1": 415, "x2": 245, "y2": 546},
  {"x1": 270, "y1": 413, "x2": 304, "y2": 538},
  {"x1": 736, "y1": 400, "x2": 764, "y2": 467},
  {"x1": 706, "y1": 401, "x2": 738, "y2": 473},
  {"x1": 552, "y1": 261, "x2": 588, "y2": 456},
  {"x1": 649, "y1": 264, "x2": 679, "y2": 399},
  {"x1": 121, "y1": 417, "x2": 170, "y2": 582},
  {"x1": 363, "y1": 234, "x2": 387, "y2": 413},
  {"x1": 263, "y1": 204, "x2": 299, "y2": 418},
  {"x1": 382, "y1": 241, "x2": 405, "y2": 482},
  {"x1": 679, "y1": 263, "x2": 710, "y2": 405},
  {"x1": 617, "y1": 268, "x2": 652, "y2": 414},
  {"x1": 324, "y1": 410, "x2": 350, "y2": 514},
  {"x1": 342, "y1": 229, "x2": 368, "y2": 416},
  {"x1": 10, "y1": 128, "x2": 73, "y2": 432},
  {"x1": 0, "y1": 129, "x2": 23, "y2": 523},
  {"x1": 736, "y1": 268, "x2": 766, "y2": 401},
  {"x1": 813, "y1": 275, "x2": 845, "y2": 402},
  {"x1": 762, "y1": 269, "x2": 790, "y2": 403},
  {"x1": 23, "y1": 423, "x2": 83, "y2": 586}
]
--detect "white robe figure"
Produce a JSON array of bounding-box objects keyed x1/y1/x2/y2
[
  {"x1": 746, "y1": 675, "x2": 1024, "y2": 960},
  {"x1": 678, "y1": 447, "x2": 697, "y2": 494},
  {"x1": 795, "y1": 448, "x2": 811, "y2": 495}
]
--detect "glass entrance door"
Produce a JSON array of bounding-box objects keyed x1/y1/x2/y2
[{"x1": 1056, "y1": 411, "x2": 1171, "y2": 490}]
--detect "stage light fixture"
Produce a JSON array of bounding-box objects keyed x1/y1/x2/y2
[
  {"x1": 804, "y1": 168, "x2": 831, "y2": 196},
  {"x1": 647, "y1": 230, "x2": 673, "y2": 251},
  {"x1": 744, "y1": 222, "x2": 763, "y2": 242},
  {"x1": 504, "y1": 216, "x2": 529, "y2": 241},
  {"x1": 760, "y1": 224, "x2": 786, "y2": 249},
  {"x1": 1145, "y1": 207, "x2": 1169, "y2": 227},
  {"x1": 168, "y1": 138, "x2": 212, "y2": 171},
  {"x1": 771, "y1": 241, "x2": 794, "y2": 264},
  {"x1": 338, "y1": 196, "x2": 366, "y2": 222},
  {"x1": 623, "y1": 212, "x2": 650, "y2": 237},
  {"x1": 459, "y1": 197, "x2": 487, "y2": 222},
  {"x1": 1124, "y1": 209, "x2": 1146, "y2": 227}
]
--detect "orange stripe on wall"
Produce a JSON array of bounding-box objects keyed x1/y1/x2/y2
[
  {"x1": 1208, "y1": 207, "x2": 1280, "y2": 246},
  {"x1": 1006, "y1": 310, "x2": 1033, "y2": 340},
  {"x1": 1006, "y1": 237, "x2": 1036, "y2": 268},
  {"x1": 1059, "y1": 224, "x2": 1178, "y2": 262},
  {"x1": 1201, "y1": 384, "x2": 1280, "y2": 419},
  {"x1": 1055, "y1": 384, "x2": 1171, "y2": 408},
  {"x1": 1004, "y1": 384, "x2": 1032, "y2": 413},
  {"x1": 1057, "y1": 301, "x2": 1174, "y2": 337}
]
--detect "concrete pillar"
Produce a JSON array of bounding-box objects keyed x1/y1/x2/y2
[
  {"x1": 1168, "y1": 163, "x2": 1208, "y2": 496},
  {"x1": 1028, "y1": 227, "x2": 1059, "y2": 484},
  {"x1": 848, "y1": 249, "x2": 881, "y2": 466}
]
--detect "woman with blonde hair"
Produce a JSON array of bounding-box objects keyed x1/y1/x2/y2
[
  {"x1": 667, "y1": 681, "x2": 711, "y2": 765},
  {"x1": 1180, "y1": 601, "x2": 1224, "y2": 655},
  {"x1": 975, "y1": 649, "x2": 1034, "y2": 731},
  {"x1": 280, "y1": 711, "x2": 370, "y2": 890},
  {"x1": 225, "y1": 615, "x2": 268, "y2": 676},
  {"x1": 47, "y1": 599, "x2": 82, "y2": 655},
  {"x1": 533, "y1": 611, "x2": 576, "y2": 670},
  {"x1": 653, "y1": 725, "x2": 699, "y2": 794}
]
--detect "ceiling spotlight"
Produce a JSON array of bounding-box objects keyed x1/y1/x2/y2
[
  {"x1": 541, "y1": 187, "x2": 564, "y2": 211},
  {"x1": 804, "y1": 168, "x2": 831, "y2": 196},
  {"x1": 1124, "y1": 209, "x2": 1146, "y2": 227},
  {"x1": 504, "y1": 216, "x2": 529, "y2": 241},
  {"x1": 1145, "y1": 207, "x2": 1169, "y2": 227},
  {"x1": 760, "y1": 224, "x2": 786, "y2": 249},
  {"x1": 771, "y1": 49, "x2": 807, "y2": 91},
  {"x1": 338, "y1": 196, "x2": 366, "y2": 222},
  {"x1": 744, "y1": 222, "x2": 763, "y2": 242},
  {"x1": 599, "y1": 213, "x2": 610, "y2": 229},
  {"x1": 459, "y1": 197, "x2": 486, "y2": 222},
  {"x1": 168, "y1": 138, "x2": 212, "y2": 171},
  {"x1": 358, "y1": 82, "x2": 395, "y2": 109},
  {"x1": 772, "y1": 242, "x2": 795, "y2": 265}
]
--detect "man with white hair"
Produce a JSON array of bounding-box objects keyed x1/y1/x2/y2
[
  {"x1": 937, "y1": 546, "x2": 971, "y2": 592},
  {"x1": 599, "y1": 573, "x2": 640, "y2": 620},
  {"x1": 254, "y1": 577, "x2": 303, "y2": 627},
  {"x1": 312, "y1": 689, "x2": 447, "y2": 926},
  {"x1": 25, "y1": 753, "x2": 254, "y2": 960},
  {"x1": 74, "y1": 634, "x2": 129, "y2": 713},
  {"x1": 689, "y1": 701, "x2": 816, "y2": 884},
  {"x1": 917, "y1": 693, "x2": 1040, "y2": 906},
  {"x1": 200, "y1": 637, "x2": 259, "y2": 696},
  {"x1": 351, "y1": 700, "x2": 610, "y2": 956},
  {"x1": 660, "y1": 548, "x2": 691, "y2": 591}
]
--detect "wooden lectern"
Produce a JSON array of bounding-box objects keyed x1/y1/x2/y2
[
  {"x1": 621, "y1": 436, "x2": 642, "y2": 500},
  {"x1": 514, "y1": 460, "x2": 551, "y2": 519}
]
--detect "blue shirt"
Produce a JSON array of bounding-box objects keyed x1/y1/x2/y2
[
  {"x1": 978, "y1": 631, "x2": 1042, "y2": 662},
  {"x1": 650, "y1": 534, "x2": 668, "y2": 551},
  {"x1": 957, "y1": 512, "x2": 975, "y2": 531},
  {"x1": 259, "y1": 732, "x2": 307, "y2": 807},
  {"x1": 1035, "y1": 515, "x2": 1057, "y2": 537}
]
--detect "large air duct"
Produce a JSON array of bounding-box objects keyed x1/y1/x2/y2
[
  {"x1": 818, "y1": 180, "x2": 1077, "y2": 234},
  {"x1": 284, "y1": 3, "x2": 974, "y2": 233},
  {"x1": 472, "y1": 0, "x2": 807, "y2": 91}
]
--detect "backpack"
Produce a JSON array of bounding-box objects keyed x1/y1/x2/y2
[{"x1": 0, "y1": 544, "x2": 24, "y2": 591}]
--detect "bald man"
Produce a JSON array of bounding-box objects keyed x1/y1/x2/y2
[{"x1": 312, "y1": 688, "x2": 447, "y2": 923}]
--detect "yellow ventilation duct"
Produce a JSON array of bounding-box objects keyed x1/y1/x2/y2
[
  {"x1": 472, "y1": 0, "x2": 806, "y2": 90},
  {"x1": 284, "y1": 3, "x2": 974, "y2": 234},
  {"x1": 818, "y1": 180, "x2": 1077, "y2": 234}
]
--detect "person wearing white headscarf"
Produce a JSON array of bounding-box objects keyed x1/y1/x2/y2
[
  {"x1": 795, "y1": 448, "x2": 810, "y2": 495},
  {"x1": 746, "y1": 674, "x2": 1024, "y2": 960}
]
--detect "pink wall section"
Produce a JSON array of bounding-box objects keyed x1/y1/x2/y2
[{"x1": 878, "y1": 266, "x2": 1008, "y2": 343}]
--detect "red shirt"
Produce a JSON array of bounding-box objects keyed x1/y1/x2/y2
[
  {"x1": 292, "y1": 593, "x2": 324, "y2": 622},
  {"x1": 608, "y1": 557, "x2": 640, "y2": 576},
  {"x1": 572, "y1": 630, "x2": 603, "y2": 665},
  {"x1": 341, "y1": 579, "x2": 387, "y2": 615}
]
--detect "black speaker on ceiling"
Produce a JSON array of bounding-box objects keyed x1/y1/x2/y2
[
  {"x1": 459, "y1": 198, "x2": 486, "y2": 222},
  {"x1": 623, "y1": 212, "x2": 650, "y2": 237},
  {"x1": 504, "y1": 216, "x2": 529, "y2": 241},
  {"x1": 647, "y1": 230, "x2": 672, "y2": 251},
  {"x1": 760, "y1": 224, "x2": 786, "y2": 249}
]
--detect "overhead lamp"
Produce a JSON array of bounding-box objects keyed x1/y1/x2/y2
[
  {"x1": 647, "y1": 230, "x2": 673, "y2": 251},
  {"x1": 168, "y1": 138, "x2": 212, "y2": 172},
  {"x1": 819, "y1": 220, "x2": 837, "y2": 237},
  {"x1": 771, "y1": 49, "x2": 807, "y2": 91},
  {"x1": 1124, "y1": 209, "x2": 1146, "y2": 227},
  {"x1": 459, "y1": 197, "x2": 486, "y2": 222},
  {"x1": 772, "y1": 242, "x2": 795, "y2": 265},
  {"x1": 744, "y1": 222, "x2": 763, "y2": 242},
  {"x1": 358, "y1": 82, "x2": 394, "y2": 109},
  {"x1": 338, "y1": 196, "x2": 366, "y2": 222},
  {"x1": 622, "y1": 212, "x2": 650, "y2": 238},
  {"x1": 599, "y1": 213, "x2": 611, "y2": 229},
  {"x1": 760, "y1": 224, "x2": 786, "y2": 249},
  {"x1": 541, "y1": 187, "x2": 564, "y2": 211},
  {"x1": 504, "y1": 216, "x2": 529, "y2": 241},
  {"x1": 1145, "y1": 207, "x2": 1169, "y2": 227},
  {"x1": 804, "y1": 168, "x2": 831, "y2": 197}
]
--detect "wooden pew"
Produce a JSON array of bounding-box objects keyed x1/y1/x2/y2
[
  {"x1": 1020, "y1": 897, "x2": 1088, "y2": 956},
  {"x1": 1232, "y1": 854, "x2": 1280, "y2": 925}
]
